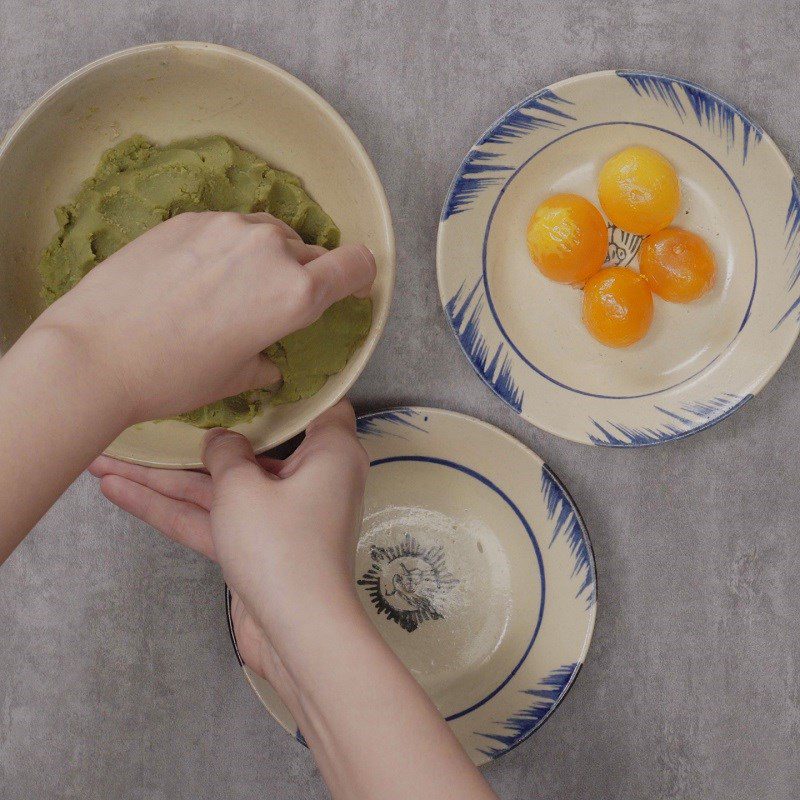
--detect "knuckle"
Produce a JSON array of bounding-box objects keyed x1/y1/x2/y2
[
  {"x1": 289, "y1": 270, "x2": 322, "y2": 321},
  {"x1": 250, "y1": 222, "x2": 286, "y2": 249},
  {"x1": 164, "y1": 211, "x2": 198, "y2": 231},
  {"x1": 207, "y1": 211, "x2": 246, "y2": 234},
  {"x1": 229, "y1": 211, "x2": 251, "y2": 228},
  {"x1": 190, "y1": 210, "x2": 218, "y2": 224},
  {"x1": 257, "y1": 211, "x2": 280, "y2": 226},
  {"x1": 264, "y1": 222, "x2": 286, "y2": 241}
]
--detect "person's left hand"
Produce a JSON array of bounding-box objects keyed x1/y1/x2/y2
[
  {"x1": 89, "y1": 446, "x2": 275, "y2": 680},
  {"x1": 88, "y1": 399, "x2": 369, "y2": 684}
]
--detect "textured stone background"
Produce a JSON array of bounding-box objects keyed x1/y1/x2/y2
[{"x1": 1, "y1": 1, "x2": 799, "y2": 798}]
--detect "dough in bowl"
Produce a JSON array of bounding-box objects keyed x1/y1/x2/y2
[{"x1": 38, "y1": 135, "x2": 372, "y2": 427}]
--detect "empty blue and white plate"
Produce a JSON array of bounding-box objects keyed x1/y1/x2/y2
[
  {"x1": 437, "y1": 70, "x2": 800, "y2": 446},
  {"x1": 227, "y1": 407, "x2": 596, "y2": 765}
]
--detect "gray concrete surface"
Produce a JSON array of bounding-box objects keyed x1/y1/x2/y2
[{"x1": 1, "y1": 1, "x2": 799, "y2": 797}]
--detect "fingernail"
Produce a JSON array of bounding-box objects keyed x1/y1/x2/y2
[
  {"x1": 354, "y1": 246, "x2": 376, "y2": 298},
  {"x1": 203, "y1": 427, "x2": 229, "y2": 446},
  {"x1": 264, "y1": 359, "x2": 283, "y2": 387}
]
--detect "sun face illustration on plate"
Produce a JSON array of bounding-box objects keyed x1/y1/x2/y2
[{"x1": 357, "y1": 532, "x2": 459, "y2": 633}]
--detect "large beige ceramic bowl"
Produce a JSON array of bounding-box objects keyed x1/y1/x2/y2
[{"x1": 0, "y1": 42, "x2": 395, "y2": 467}]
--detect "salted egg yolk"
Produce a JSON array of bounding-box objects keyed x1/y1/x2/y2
[
  {"x1": 639, "y1": 227, "x2": 716, "y2": 303},
  {"x1": 582, "y1": 267, "x2": 653, "y2": 348},
  {"x1": 598, "y1": 146, "x2": 680, "y2": 235},
  {"x1": 526, "y1": 193, "x2": 607, "y2": 285}
]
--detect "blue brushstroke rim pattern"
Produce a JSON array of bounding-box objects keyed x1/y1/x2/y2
[
  {"x1": 470, "y1": 466, "x2": 595, "y2": 760},
  {"x1": 356, "y1": 407, "x2": 430, "y2": 437},
  {"x1": 617, "y1": 71, "x2": 763, "y2": 163},
  {"x1": 588, "y1": 393, "x2": 753, "y2": 447},
  {"x1": 541, "y1": 464, "x2": 596, "y2": 608},
  {"x1": 438, "y1": 70, "x2": 789, "y2": 447},
  {"x1": 476, "y1": 661, "x2": 582, "y2": 758},
  {"x1": 774, "y1": 177, "x2": 800, "y2": 329},
  {"x1": 441, "y1": 89, "x2": 575, "y2": 220},
  {"x1": 444, "y1": 277, "x2": 524, "y2": 412}
]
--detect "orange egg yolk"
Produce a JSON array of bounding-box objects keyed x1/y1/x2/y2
[
  {"x1": 582, "y1": 267, "x2": 654, "y2": 348},
  {"x1": 526, "y1": 193, "x2": 607, "y2": 285},
  {"x1": 598, "y1": 146, "x2": 680, "y2": 235},
  {"x1": 639, "y1": 227, "x2": 716, "y2": 303}
]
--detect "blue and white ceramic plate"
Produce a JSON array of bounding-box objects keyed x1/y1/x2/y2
[
  {"x1": 437, "y1": 70, "x2": 800, "y2": 446},
  {"x1": 227, "y1": 407, "x2": 596, "y2": 766}
]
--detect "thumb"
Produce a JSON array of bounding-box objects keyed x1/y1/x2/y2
[
  {"x1": 240, "y1": 354, "x2": 282, "y2": 393},
  {"x1": 283, "y1": 399, "x2": 368, "y2": 480},
  {"x1": 202, "y1": 429, "x2": 259, "y2": 479}
]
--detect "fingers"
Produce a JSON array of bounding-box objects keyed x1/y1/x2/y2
[
  {"x1": 99, "y1": 475, "x2": 217, "y2": 561},
  {"x1": 240, "y1": 212, "x2": 328, "y2": 264},
  {"x1": 242, "y1": 215, "x2": 347, "y2": 269},
  {"x1": 202, "y1": 428, "x2": 260, "y2": 480},
  {"x1": 240, "y1": 214, "x2": 376, "y2": 313},
  {"x1": 241, "y1": 215, "x2": 327, "y2": 266},
  {"x1": 282, "y1": 400, "x2": 368, "y2": 479},
  {"x1": 239, "y1": 354, "x2": 283, "y2": 393},
  {"x1": 89, "y1": 455, "x2": 213, "y2": 511},
  {"x1": 285, "y1": 239, "x2": 327, "y2": 265},
  {"x1": 302, "y1": 244, "x2": 376, "y2": 314},
  {"x1": 241, "y1": 212, "x2": 303, "y2": 241}
]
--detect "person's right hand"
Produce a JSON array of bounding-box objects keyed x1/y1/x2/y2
[{"x1": 35, "y1": 212, "x2": 375, "y2": 425}]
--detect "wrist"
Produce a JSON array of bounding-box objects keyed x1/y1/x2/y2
[
  {"x1": 255, "y1": 587, "x2": 380, "y2": 690},
  {"x1": 250, "y1": 575, "x2": 368, "y2": 652},
  {"x1": 25, "y1": 317, "x2": 135, "y2": 432},
  {"x1": 258, "y1": 573, "x2": 362, "y2": 634},
  {"x1": 236, "y1": 581, "x2": 375, "y2": 723}
]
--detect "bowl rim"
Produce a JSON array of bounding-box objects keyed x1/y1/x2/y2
[
  {"x1": 436, "y1": 68, "x2": 800, "y2": 447},
  {"x1": 0, "y1": 41, "x2": 396, "y2": 467}
]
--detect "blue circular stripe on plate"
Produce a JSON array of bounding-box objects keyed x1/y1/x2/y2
[
  {"x1": 479, "y1": 120, "x2": 758, "y2": 401},
  {"x1": 369, "y1": 455, "x2": 547, "y2": 722}
]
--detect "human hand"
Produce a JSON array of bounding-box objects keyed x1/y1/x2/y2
[
  {"x1": 35, "y1": 212, "x2": 375, "y2": 426},
  {"x1": 89, "y1": 400, "x2": 369, "y2": 668},
  {"x1": 89, "y1": 400, "x2": 498, "y2": 800}
]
